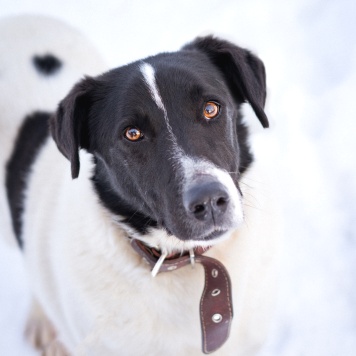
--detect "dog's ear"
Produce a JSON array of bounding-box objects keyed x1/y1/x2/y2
[
  {"x1": 50, "y1": 76, "x2": 97, "y2": 179},
  {"x1": 182, "y1": 36, "x2": 269, "y2": 128}
]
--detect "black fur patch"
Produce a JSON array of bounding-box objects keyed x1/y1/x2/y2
[
  {"x1": 92, "y1": 158, "x2": 159, "y2": 235},
  {"x1": 236, "y1": 122, "x2": 253, "y2": 174},
  {"x1": 6, "y1": 112, "x2": 50, "y2": 248},
  {"x1": 33, "y1": 54, "x2": 62, "y2": 76}
]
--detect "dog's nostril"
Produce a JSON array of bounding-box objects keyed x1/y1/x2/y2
[
  {"x1": 216, "y1": 197, "x2": 228, "y2": 207},
  {"x1": 193, "y1": 204, "x2": 206, "y2": 215},
  {"x1": 189, "y1": 202, "x2": 209, "y2": 221}
]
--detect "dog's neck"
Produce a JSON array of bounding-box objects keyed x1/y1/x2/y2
[{"x1": 130, "y1": 238, "x2": 233, "y2": 354}]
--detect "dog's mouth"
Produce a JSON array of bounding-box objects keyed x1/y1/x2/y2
[
  {"x1": 162, "y1": 217, "x2": 229, "y2": 241},
  {"x1": 196, "y1": 228, "x2": 228, "y2": 241},
  {"x1": 115, "y1": 212, "x2": 233, "y2": 258}
]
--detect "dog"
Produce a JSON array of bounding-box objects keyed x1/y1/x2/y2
[{"x1": 0, "y1": 15, "x2": 280, "y2": 356}]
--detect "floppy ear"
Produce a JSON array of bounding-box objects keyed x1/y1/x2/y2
[
  {"x1": 50, "y1": 76, "x2": 96, "y2": 179},
  {"x1": 182, "y1": 36, "x2": 269, "y2": 128}
]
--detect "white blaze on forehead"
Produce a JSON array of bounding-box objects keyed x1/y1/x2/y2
[
  {"x1": 140, "y1": 62, "x2": 181, "y2": 156},
  {"x1": 140, "y1": 62, "x2": 166, "y2": 112}
]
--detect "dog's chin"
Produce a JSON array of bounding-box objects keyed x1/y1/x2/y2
[{"x1": 119, "y1": 223, "x2": 234, "y2": 255}]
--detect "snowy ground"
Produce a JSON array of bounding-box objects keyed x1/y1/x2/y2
[{"x1": 0, "y1": 0, "x2": 355, "y2": 355}]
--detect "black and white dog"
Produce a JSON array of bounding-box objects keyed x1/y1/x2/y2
[{"x1": 0, "y1": 16, "x2": 279, "y2": 356}]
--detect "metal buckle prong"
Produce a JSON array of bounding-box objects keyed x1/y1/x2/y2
[{"x1": 189, "y1": 248, "x2": 195, "y2": 269}]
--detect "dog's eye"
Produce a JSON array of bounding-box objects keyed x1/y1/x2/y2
[
  {"x1": 124, "y1": 127, "x2": 144, "y2": 141},
  {"x1": 204, "y1": 101, "x2": 220, "y2": 120}
]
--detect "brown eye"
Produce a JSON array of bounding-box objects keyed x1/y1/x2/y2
[
  {"x1": 124, "y1": 127, "x2": 144, "y2": 141},
  {"x1": 204, "y1": 101, "x2": 220, "y2": 120}
]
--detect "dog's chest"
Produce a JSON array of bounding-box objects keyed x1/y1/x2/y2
[
  {"x1": 22, "y1": 145, "x2": 206, "y2": 353},
  {"x1": 74, "y1": 263, "x2": 205, "y2": 354},
  {"x1": 48, "y1": 238, "x2": 206, "y2": 354}
]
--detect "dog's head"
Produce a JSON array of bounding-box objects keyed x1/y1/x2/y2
[{"x1": 51, "y1": 36, "x2": 268, "y2": 252}]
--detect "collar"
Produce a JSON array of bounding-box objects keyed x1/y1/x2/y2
[{"x1": 131, "y1": 239, "x2": 233, "y2": 354}]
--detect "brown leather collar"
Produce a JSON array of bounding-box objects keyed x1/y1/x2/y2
[{"x1": 131, "y1": 239, "x2": 233, "y2": 354}]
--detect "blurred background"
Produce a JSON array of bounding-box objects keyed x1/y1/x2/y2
[{"x1": 0, "y1": 0, "x2": 355, "y2": 355}]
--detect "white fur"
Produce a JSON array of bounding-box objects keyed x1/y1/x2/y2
[
  {"x1": 22, "y1": 142, "x2": 280, "y2": 356},
  {"x1": 0, "y1": 15, "x2": 107, "y2": 246},
  {"x1": 1, "y1": 16, "x2": 281, "y2": 355}
]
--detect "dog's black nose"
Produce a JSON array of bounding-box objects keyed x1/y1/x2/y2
[{"x1": 183, "y1": 181, "x2": 230, "y2": 221}]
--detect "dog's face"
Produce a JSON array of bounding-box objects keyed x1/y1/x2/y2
[{"x1": 51, "y1": 36, "x2": 268, "y2": 252}]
